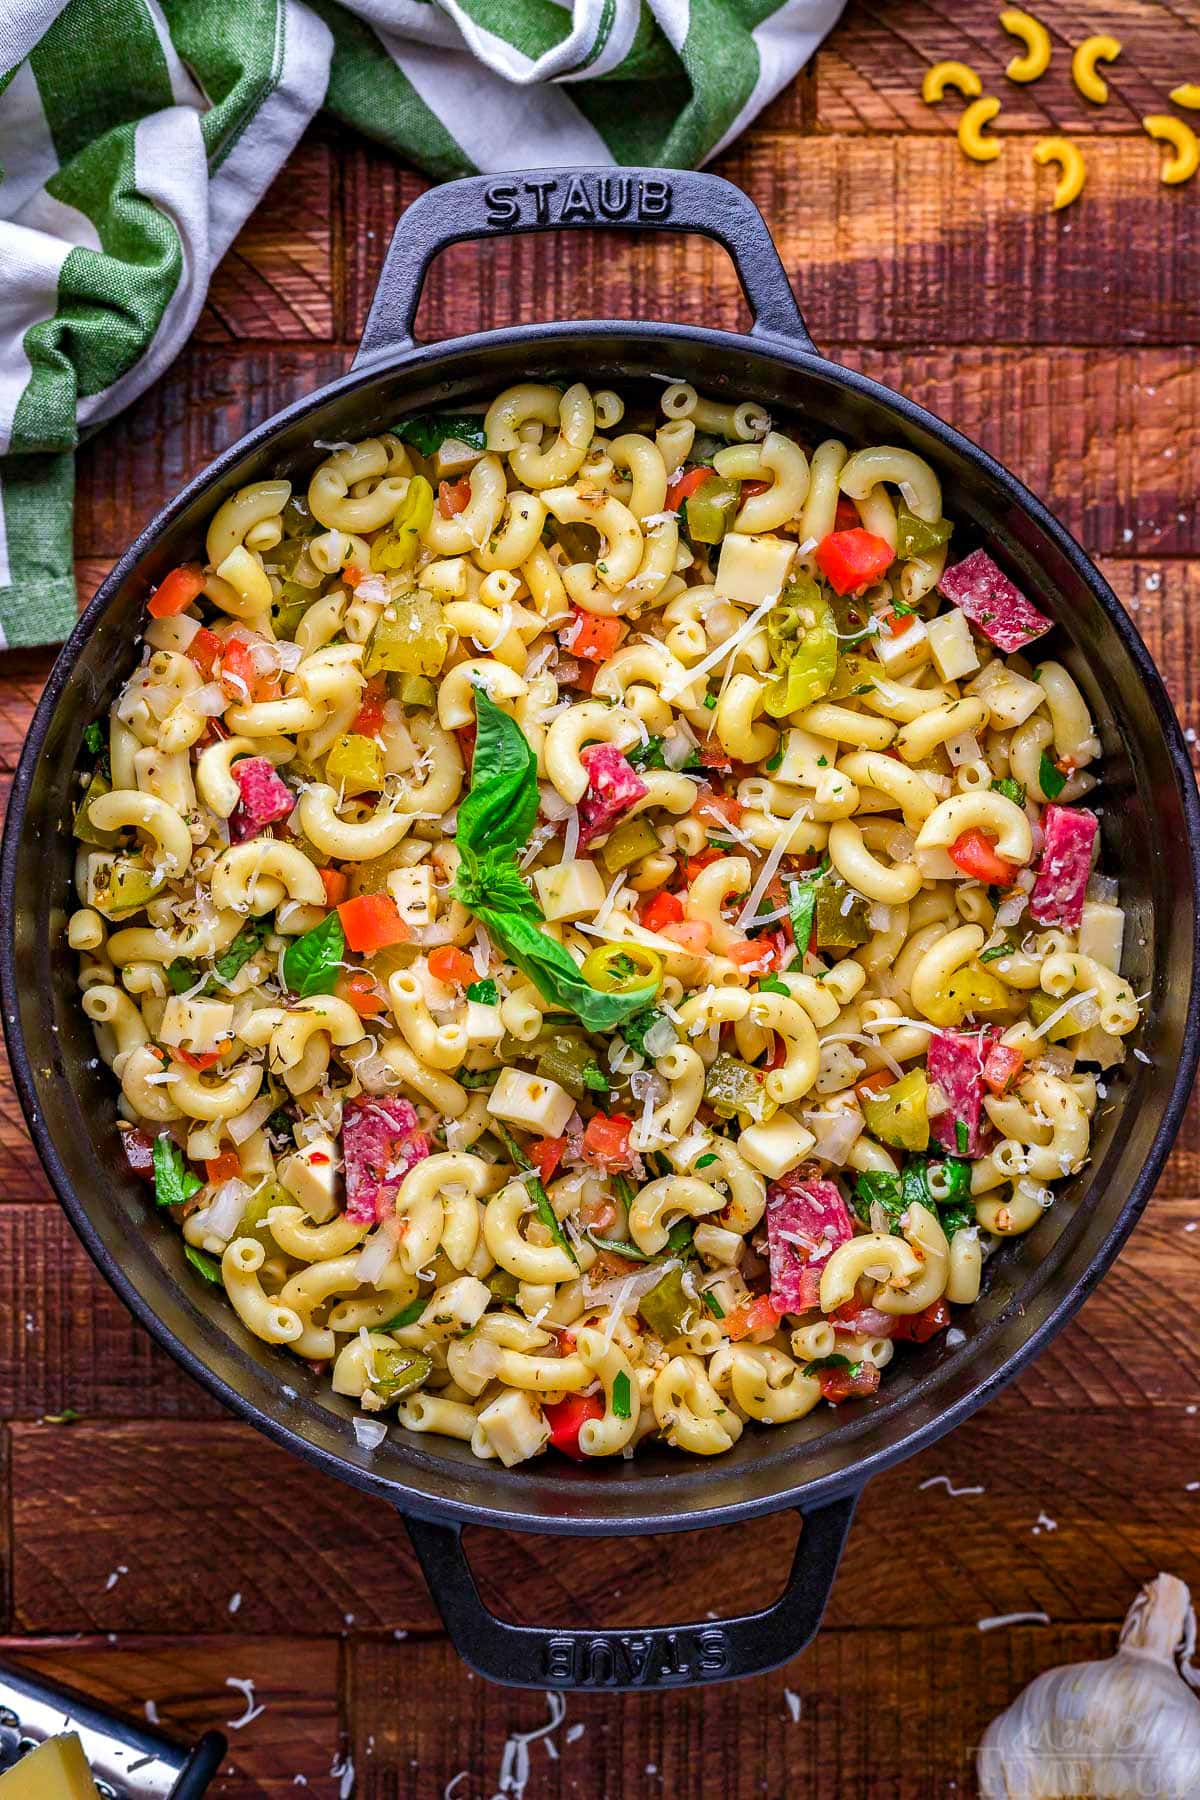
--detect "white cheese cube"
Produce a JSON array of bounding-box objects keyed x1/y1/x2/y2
[
  {"x1": 476, "y1": 1388, "x2": 550, "y2": 1467},
  {"x1": 387, "y1": 865, "x2": 437, "y2": 929},
  {"x1": 158, "y1": 996, "x2": 235, "y2": 1053},
  {"x1": 465, "y1": 1000, "x2": 504, "y2": 1045},
  {"x1": 737, "y1": 1113, "x2": 817, "y2": 1180},
  {"x1": 487, "y1": 1068, "x2": 575, "y2": 1136},
  {"x1": 774, "y1": 727, "x2": 827, "y2": 787},
  {"x1": 916, "y1": 845, "x2": 961, "y2": 881},
  {"x1": 278, "y1": 1135, "x2": 341, "y2": 1222},
  {"x1": 693, "y1": 1222, "x2": 745, "y2": 1267},
  {"x1": 417, "y1": 1275, "x2": 491, "y2": 1338},
  {"x1": 927, "y1": 608, "x2": 980, "y2": 682},
  {"x1": 715, "y1": 532, "x2": 796, "y2": 607},
  {"x1": 872, "y1": 615, "x2": 930, "y2": 676},
  {"x1": 1079, "y1": 900, "x2": 1125, "y2": 973},
  {"x1": 144, "y1": 611, "x2": 201, "y2": 656},
  {"x1": 966, "y1": 659, "x2": 1045, "y2": 728},
  {"x1": 533, "y1": 858, "x2": 608, "y2": 922}
]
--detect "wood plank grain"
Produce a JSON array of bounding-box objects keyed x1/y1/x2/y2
[
  {"x1": 195, "y1": 132, "x2": 335, "y2": 345},
  {"x1": 816, "y1": 0, "x2": 1200, "y2": 137},
  {"x1": 9, "y1": 1409, "x2": 1198, "y2": 1639},
  {"x1": 346, "y1": 1623, "x2": 1139, "y2": 1800},
  {"x1": 1, "y1": 1636, "x2": 341, "y2": 1796},
  {"x1": 68, "y1": 343, "x2": 1200, "y2": 561},
  {"x1": 338, "y1": 133, "x2": 1197, "y2": 347}
]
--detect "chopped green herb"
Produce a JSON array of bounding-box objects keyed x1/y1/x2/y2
[
  {"x1": 582, "y1": 1061, "x2": 610, "y2": 1092},
  {"x1": 587, "y1": 1232, "x2": 658, "y2": 1263},
  {"x1": 816, "y1": 754, "x2": 829, "y2": 768},
  {"x1": 152, "y1": 1136, "x2": 202, "y2": 1209},
  {"x1": 801, "y1": 1353, "x2": 860, "y2": 1377},
  {"x1": 165, "y1": 958, "x2": 199, "y2": 994},
  {"x1": 695, "y1": 1152, "x2": 718, "y2": 1169},
  {"x1": 459, "y1": 1067, "x2": 500, "y2": 1089},
  {"x1": 1038, "y1": 750, "x2": 1068, "y2": 800},
  {"x1": 466, "y1": 978, "x2": 498, "y2": 1006},
  {"x1": 621, "y1": 1006, "x2": 673, "y2": 1058},
  {"x1": 764, "y1": 746, "x2": 783, "y2": 773},
  {"x1": 955, "y1": 1119, "x2": 969, "y2": 1155},
  {"x1": 84, "y1": 721, "x2": 104, "y2": 755},
  {"x1": 991, "y1": 776, "x2": 1026, "y2": 807},
  {"x1": 184, "y1": 1244, "x2": 223, "y2": 1286},
  {"x1": 702, "y1": 1289, "x2": 725, "y2": 1319},
  {"x1": 666, "y1": 1218, "x2": 696, "y2": 1256},
  {"x1": 213, "y1": 918, "x2": 271, "y2": 987},
  {"x1": 980, "y1": 939, "x2": 1016, "y2": 963},
  {"x1": 612, "y1": 1370, "x2": 632, "y2": 1419},
  {"x1": 266, "y1": 1108, "x2": 293, "y2": 1137},
  {"x1": 703, "y1": 693, "x2": 717, "y2": 710},
  {"x1": 381, "y1": 1294, "x2": 427, "y2": 1330}
]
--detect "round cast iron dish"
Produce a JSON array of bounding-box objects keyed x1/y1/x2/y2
[{"x1": 4, "y1": 168, "x2": 1198, "y2": 1692}]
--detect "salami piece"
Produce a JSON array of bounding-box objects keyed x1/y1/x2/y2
[
  {"x1": 1029, "y1": 804, "x2": 1098, "y2": 929},
  {"x1": 577, "y1": 743, "x2": 648, "y2": 846},
  {"x1": 229, "y1": 757, "x2": 293, "y2": 843},
  {"x1": 926, "y1": 1030, "x2": 989, "y2": 1158},
  {"x1": 938, "y1": 550, "x2": 1053, "y2": 654},
  {"x1": 343, "y1": 1096, "x2": 430, "y2": 1225},
  {"x1": 766, "y1": 1176, "x2": 853, "y2": 1314}
]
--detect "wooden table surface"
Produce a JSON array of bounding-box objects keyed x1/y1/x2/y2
[{"x1": 2, "y1": 2, "x2": 1198, "y2": 1793}]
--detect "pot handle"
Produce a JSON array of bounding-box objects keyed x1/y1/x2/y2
[
  {"x1": 402, "y1": 1489, "x2": 858, "y2": 1691},
  {"x1": 353, "y1": 167, "x2": 814, "y2": 367}
]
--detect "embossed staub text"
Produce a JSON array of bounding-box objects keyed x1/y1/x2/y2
[
  {"x1": 483, "y1": 175, "x2": 674, "y2": 228},
  {"x1": 543, "y1": 1626, "x2": 730, "y2": 1687}
]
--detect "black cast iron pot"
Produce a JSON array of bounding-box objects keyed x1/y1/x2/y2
[{"x1": 4, "y1": 169, "x2": 1198, "y2": 1693}]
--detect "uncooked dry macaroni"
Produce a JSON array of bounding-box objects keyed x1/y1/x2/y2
[{"x1": 69, "y1": 383, "x2": 1141, "y2": 1466}]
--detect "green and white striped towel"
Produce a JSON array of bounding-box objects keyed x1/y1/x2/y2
[{"x1": 0, "y1": 0, "x2": 842, "y2": 648}]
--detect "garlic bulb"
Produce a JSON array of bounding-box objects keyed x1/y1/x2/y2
[{"x1": 978, "y1": 1574, "x2": 1200, "y2": 1798}]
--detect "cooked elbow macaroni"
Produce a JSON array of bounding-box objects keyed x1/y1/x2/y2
[{"x1": 70, "y1": 381, "x2": 1140, "y2": 1468}]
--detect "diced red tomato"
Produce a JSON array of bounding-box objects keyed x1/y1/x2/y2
[
  {"x1": 543, "y1": 1392, "x2": 606, "y2": 1461},
  {"x1": 427, "y1": 945, "x2": 478, "y2": 988},
  {"x1": 529, "y1": 1136, "x2": 566, "y2": 1184},
  {"x1": 882, "y1": 609, "x2": 917, "y2": 638},
  {"x1": 582, "y1": 1112, "x2": 634, "y2": 1171},
  {"x1": 353, "y1": 677, "x2": 388, "y2": 736},
  {"x1": 338, "y1": 972, "x2": 387, "y2": 1018},
  {"x1": 725, "y1": 1295, "x2": 782, "y2": 1342},
  {"x1": 660, "y1": 919, "x2": 712, "y2": 955},
  {"x1": 692, "y1": 790, "x2": 744, "y2": 831},
  {"x1": 835, "y1": 496, "x2": 861, "y2": 531},
  {"x1": 337, "y1": 893, "x2": 411, "y2": 954},
  {"x1": 205, "y1": 1151, "x2": 242, "y2": 1186},
  {"x1": 218, "y1": 638, "x2": 257, "y2": 703},
  {"x1": 438, "y1": 478, "x2": 472, "y2": 518},
  {"x1": 818, "y1": 1360, "x2": 882, "y2": 1404},
  {"x1": 318, "y1": 866, "x2": 349, "y2": 907},
  {"x1": 560, "y1": 609, "x2": 625, "y2": 665},
  {"x1": 890, "y1": 1299, "x2": 951, "y2": 1344},
  {"x1": 949, "y1": 828, "x2": 1018, "y2": 886},
  {"x1": 147, "y1": 563, "x2": 206, "y2": 618},
  {"x1": 814, "y1": 529, "x2": 894, "y2": 596},
  {"x1": 641, "y1": 891, "x2": 684, "y2": 933},
  {"x1": 855, "y1": 1069, "x2": 896, "y2": 1102},
  {"x1": 982, "y1": 1040, "x2": 1025, "y2": 1096},
  {"x1": 727, "y1": 937, "x2": 773, "y2": 972},
  {"x1": 664, "y1": 465, "x2": 712, "y2": 512},
  {"x1": 342, "y1": 564, "x2": 366, "y2": 589},
  {"x1": 832, "y1": 1302, "x2": 896, "y2": 1338},
  {"x1": 684, "y1": 849, "x2": 723, "y2": 881},
  {"x1": 697, "y1": 744, "x2": 732, "y2": 773},
  {"x1": 172, "y1": 1044, "x2": 225, "y2": 1071},
  {"x1": 186, "y1": 626, "x2": 223, "y2": 678}
]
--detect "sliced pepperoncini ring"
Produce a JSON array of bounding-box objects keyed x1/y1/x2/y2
[{"x1": 580, "y1": 942, "x2": 663, "y2": 996}]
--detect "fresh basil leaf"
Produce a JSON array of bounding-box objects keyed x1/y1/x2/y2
[
  {"x1": 153, "y1": 1135, "x2": 202, "y2": 1208},
  {"x1": 477, "y1": 904, "x2": 657, "y2": 1031},
  {"x1": 1038, "y1": 749, "x2": 1067, "y2": 800},
  {"x1": 757, "y1": 976, "x2": 789, "y2": 996},
  {"x1": 455, "y1": 688, "x2": 540, "y2": 868},
  {"x1": 702, "y1": 1288, "x2": 725, "y2": 1318},
  {"x1": 466, "y1": 978, "x2": 498, "y2": 1005},
  {"x1": 620, "y1": 1006, "x2": 668, "y2": 1056},
  {"x1": 393, "y1": 413, "x2": 487, "y2": 457},
  {"x1": 586, "y1": 1232, "x2": 658, "y2": 1264},
  {"x1": 582, "y1": 1061, "x2": 609, "y2": 1092},
  {"x1": 940, "y1": 1203, "x2": 976, "y2": 1239},
  {"x1": 184, "y1": 1243, "x2": 223, "y2": 1285},
  {"x1": 282, "y1": 911, "x2": 345, "y2": 997},
  {"x1": 612, "y1": 1370, "x2": 632, "y2": 1420},
  {"x1": 666, "y1": 1218, "x2": 695, "y2": 1256},
  {"x1": 166, "y1": 958, "x2": 199, "y2": 994},
  {"x1": 380, "y1": 1294, "x2": 427, "y2": 1329},
  {"x1": 980, "y1": 939, "x2": 1016, "y2": 963},
  {"x1": 802, "y1": 1353, "x2": 860, "y2": 1377},
  {"x1": 84, "y1": 721, "x2": 105, "y2": 754},
  {"x1": 468, "y1": 852, "x2": 541, "y2": 920},
  {"x1": 627, "y1": 736, "x2": 666, "y2": 771},
  {"x1": 852, "y1": 1169, "x2": 904, "y2": 1228},
  {"x1": 266, "y1": 1107, "x2": 293, "y2": 1137},
  {"x1": 459, "y1": 1067, "x2": 500, "y2": 1089},
  {"x1": 212, "y1": 918, "x2": 270, "y2": 986},
  {"x1": 788, "y1": 872, "x2": 822, "y2": 955}
]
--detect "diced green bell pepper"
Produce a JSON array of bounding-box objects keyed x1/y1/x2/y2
[
  {"x1": 813, "y1": 874, "x2": 870, "y2": 949},
  {"x1": 1029, "y1": 988, "x2": 1086, "y2": 1042},
  {"x1": 704, "y1": 1052, "x2": 776, "y2": 1126},
  {"x1": 370, "y1": 1346, "x2": 432, "y2": 1400},
  {"x1": 684, "y1": 474, "x2": 741, "y2": 545},
  {"x1": 391, "y1": 673, "x2": 436, "y2": 709},
  {"x1": 861, "y1": 1068, "x2": 930, "y2": 1153},
  {"x1": 73, "y1": 768, "x2": 121, "y2": 848},
  {"x1": 536, "y1": 1031, "x2": 597, "y2": 1101},
  {"x1": 369, "y1": 475, "x2": 434, "y2": 572},
  {"x1": 895, "y1": 507, "x2": 953, "y2": 561},
  {"x1": 599, "y1": 815, "x2": 660, "y2": 875},
  {"x1": 88, "y1": 854, "x2": 165, "y2": 919},
  {"x1": 764, "y1": 578, "x2": 838, "y2": 719},
  {"x1": 638, "y1": 1265, "x2": 694, "y2": 1342},
  {"x1": 365, "y1": 590, "x2": 447, "y2": 678}
]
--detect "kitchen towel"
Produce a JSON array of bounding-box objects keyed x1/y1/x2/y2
[{"x1": 0, "y1": 0, "x2": 844, "y2": 646}]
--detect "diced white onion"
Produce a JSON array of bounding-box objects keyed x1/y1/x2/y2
[
  {"x1": 228, "y1": 1094, "x2": 274, "y2": 1145},
  {"x1": 354, "y1": 575, "x2": 390, "y2": 605},
  {"x1": 802, "y1": 1107, "x2": 863, "y2": 1165},
  {"x1": 207, "y1": 1178, "x2": 251, "y2": 1239},
  {"x1": 945, "y1": 730, "x2": 982, "y2": 767},
  {"x1": 562, "y1": 806, "x2": 581, "y2": 865},
  {"x1": 190, "y1": 682, "x2": 228, "y2": 717},
  {"x1": 663, "y1": 732, "x2": 694, "y2": 771},
  {"x1": 275, "y1": 639, "x2": 304, "y2": 671},
  {"x1": 995, "y1": 891, "x2": 1027, "y2": 928},
  {"x1": 868, "y1": 901, "x2": 892, "y2": 931},
  {"x1": 354, "y1": 1227, "x2": 397, "y2": 1285},
  {"x1": 1086, "y1": 873, "x2": 1119, "y2": 903},
  {"x1": 353, "y1": 1417, "x2": 388, "y2": 1450},
  {"x1": 643, "y1": 1017, "x2": 679, "y2": 1058}
]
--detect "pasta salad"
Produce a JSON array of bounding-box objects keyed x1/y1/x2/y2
[{"x1": 67, "y1": 379, "x2": 1141, "y2": 1467}]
